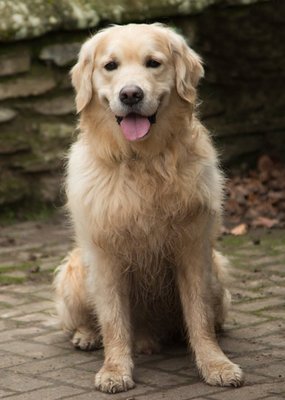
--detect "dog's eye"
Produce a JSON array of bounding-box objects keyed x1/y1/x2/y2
[
  {"x1": 104, "y1": 61, "x2": 118, "y2": 71},
  {"x1": 146, "y1": 59, "x2": 161, "y2": 68}
]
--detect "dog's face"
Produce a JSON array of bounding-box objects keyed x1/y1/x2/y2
[{"x1": 72, "y1": 24, "x2": 204, "y2": 142}]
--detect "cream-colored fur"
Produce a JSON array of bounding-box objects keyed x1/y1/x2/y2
[{"x1": 54, "y1": 23, "x2": 243, "y2": 393}]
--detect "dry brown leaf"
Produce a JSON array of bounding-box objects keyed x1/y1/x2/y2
[
  {"x1": 258, "y1": 155, "x2": 274, "y2": 173},
  {"x1": 252, "y1": 216, "x2": 279, "y2": 228},
  {"x1": 230, "y1": 223, "x2": 248, "y2": 236},
  {"x1": 267, "y1": 191, "x2": 283, "y2": 204}
]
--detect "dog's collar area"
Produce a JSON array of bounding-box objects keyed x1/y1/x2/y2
[{"x1": 116, "y1": 113, "x2": 156, "y2": 125}]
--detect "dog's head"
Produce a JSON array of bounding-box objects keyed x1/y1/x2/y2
[{"x1": 71, "y1": 24, "x2": 204, "y2": 142}]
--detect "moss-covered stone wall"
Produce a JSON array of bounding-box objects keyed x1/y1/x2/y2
[
  {"x1": 0, "y1": 0, "x2": 284, "y2": 208},
  {"x1": 0, "y1": 0, "x2": 267, "y2": 41}
]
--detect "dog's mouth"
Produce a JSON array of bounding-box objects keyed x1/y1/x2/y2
[{"x1": 116, "y1": 113, "x2": 156, "y2": 142}]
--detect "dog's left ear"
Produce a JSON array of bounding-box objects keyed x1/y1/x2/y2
[{"x1": 169, "y1": 30, "x2": 204, "y2": 104}]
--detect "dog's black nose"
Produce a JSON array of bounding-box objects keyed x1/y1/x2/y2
[{"x1": 119, "y1": 85, "x2": 144, "y2": 106}]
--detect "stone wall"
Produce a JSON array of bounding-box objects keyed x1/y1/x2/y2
[
  {"x1": 0, "y1": 34, "x2": 82, "y2": 206},
  {"x1": 0, "y1": 0, "x2": 284, "y2": 208}
]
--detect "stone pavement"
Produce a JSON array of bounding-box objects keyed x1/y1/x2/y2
[{"x1": 0, "y1": 216, "x2": 284, "y2": 399}]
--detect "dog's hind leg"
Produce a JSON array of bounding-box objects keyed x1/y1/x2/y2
[{"x1": 54, "y1": 248, "x2": 102, "y2": 350}]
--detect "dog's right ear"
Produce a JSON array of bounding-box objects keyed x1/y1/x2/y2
[{"x1": 71, "y1": 38, "x2": 95, "y2": 113}]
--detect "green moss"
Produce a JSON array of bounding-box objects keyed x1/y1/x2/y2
[
  {"x1": 0, "y1": 261, "x2": 56, "y2": 286},
  {"x1": 221, "y1": 230, "x2": 285, "y2": 253},
  {"x1": 0, "y1": 262, "x2": 34, "y2": 274},
  {"x1": 0, "y1": 201, "x2": 56, "y2": 225},
  {"x1": 0, "y1": 130, "x2": 30, "y2": 152},
  {"x1": 219, "y1": 234, "x2": 249, "y2": 249},
  {"x1": 220, "y1": 231, "x2": 285, "y2": 278},
  {"x1": 252, "y1": 309, "x2": 284, "y2": 319},
  {"x1": 0, "y1": 174, "x2": 30, "y2": 205},
  {"x1": 0, "y1": 276, "x2": 26, "y2": 285}
]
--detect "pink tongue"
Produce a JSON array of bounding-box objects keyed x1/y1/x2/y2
[{"x1": 120, "y1": 114, "x2": 151, "y2": 141}]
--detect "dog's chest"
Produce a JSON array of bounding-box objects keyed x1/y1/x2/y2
[{"x1": 88, "y1": 159, "x2": 193, "y2": 251}]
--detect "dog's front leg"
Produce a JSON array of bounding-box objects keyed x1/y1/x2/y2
[
  {"x1": 86, "y1": 248, "x2": 135, "y2": 393},
  {"x1": 176, "y1": 235, "x2": 244, "y2": 387}
]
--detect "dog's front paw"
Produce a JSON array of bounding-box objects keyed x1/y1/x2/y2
[
  {"x1": 95, "y1": 365, "x2": 135, "y2": 393},
  {"x1": 200, "y1": 359, "x2": 244, "y2": 387},
  {"x1": 72, "y1": 328, "x2": 102, "y2": 351}
]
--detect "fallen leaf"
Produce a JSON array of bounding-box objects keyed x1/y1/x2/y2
[
  {"x1": 230, "y1": 223, "x2": 248, "y2": 236},
  {"x1": 258, "y1": 155, "x2": 274, "y2": 173},
  {"x1": 252, "y1": 216, "x2": 279, "y2": 228}
]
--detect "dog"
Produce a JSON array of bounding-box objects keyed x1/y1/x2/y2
[{"x1": 54, "y1": 23, "x2": 244, "y2": 393}]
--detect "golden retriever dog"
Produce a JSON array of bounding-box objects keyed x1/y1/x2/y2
[{"x1": 54, "y1": 23, "x2": 244, "y2": 393}]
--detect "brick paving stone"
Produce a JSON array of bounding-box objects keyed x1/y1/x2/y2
[
  {"x1": 232, "y1": 348, "x2": 285, "y2": 371},
  {"x1": 260, "y1": 308, "x2": 285, "y2": 319},
  {"x1": 136, "y1": 382, "x2": 229, "y2": 400},
  {"x1": 225, "y1": 310, "x2": 268, "y2": 328},
  {"x1": 230, "y1": 289, "x2": 268, "y2": 302},
  {"x1": 0, "y1": 218, "x2": 285, "y2": 399},
  {"x1": 0, "y1": 319, "x2": 20, "y2": 332},
  {"x1": 0, "y1": 389, "x2": 17, "y2": 398},
  {"x1": 9, "y1": 352, "x2": 95, "y2": 374},
  {"x1": 268, "y1": 275, "x2": 285, "y2": 285},
  {"x1": 253, "y1": 362, "x2": 285, "y2": 380},
  {"x1": 217, "y1": 335, "x2": 267, "y2": 356},
  {"x1": 208, "y1": 382, "x2": 285, "y2": 400},
  {"x1": 10, "y1": 312, "x2": 54, "y2": 323},
  {"x1": 2, "y1": 285, "x2": 42, "y2": 294},
  {"x1": 246, "y1": 255, "x2": 285, "y2": 267},
  {"x1": 43, "y1": 367, "x2": 157, "y2": 398},
  {"x1": 42, "y1": 367, "x2": 95, "y2": 389},
  {"x1": 0, "y1": 293, "x2": 29, "y2": 306},
  {"x1": 136, "y1": 366, "x2": 195, "y2": 387},
  {"x1": 72, "y1": 358, "x2": 111, "y2": 373},
  {"x1": 8, "y1": 300, "x2": 54, "y2": 315},
  {"x1": 0, "y1": 370, "x2": 51, "y2": 392},
  {"x1": 0, "y1": 341, "x2": 63, "y2": 359},
  {"x1": 2, "y1": 386, "x2": 85, "y2": 400},
  {"x1": 262, "y1": 286, "x2": 285, "y2": 297},
  {"x1": 66, "y1": 390, "x2": 156, "y2": 400},
  {"x1": 30, "y1": 290, "x2": 53, "y2": 301},
  {"x1": 241, "y1": 372, "x2": 272, "y2": 384},
  {"x1": 141, "y1": 355, "x2": 195, "y2": 373},
  {"x1": 0, "y1": 326, "x2": 47, "y2": 343},
  {"x1": 253, "y1": 332, "x2": 285, "y2": 348},
  {"x1": 260, "y1": 397, "x2": 285, "y2": 400},
  {"x1": 236, "y1": 297, "x2": 285, "y2": 312},
  {"x1": 0, "y1": 353, "x2": 29, "y2": 369},
  {"x1": 31, "y1": 330, "x2": 69, "y2": 345},
  {"x1": 228, "y1": 319, "x2": 285, "y2": 340}
]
